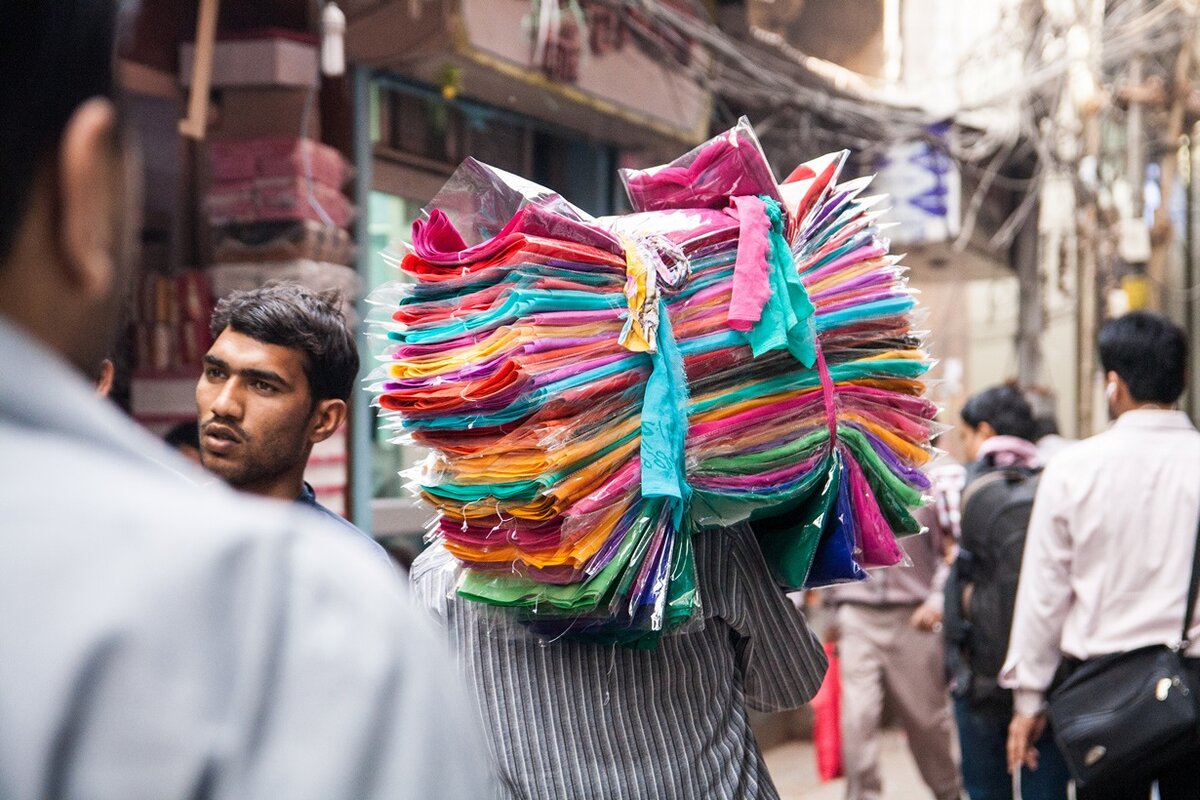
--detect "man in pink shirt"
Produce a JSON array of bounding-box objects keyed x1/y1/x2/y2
[{"x1": 1003, "y1": 312, "x2": 1200, "y2": 799}]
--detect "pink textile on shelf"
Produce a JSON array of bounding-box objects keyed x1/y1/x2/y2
[{"x1": 724, "y1": 195, "x2": 773, "y2": 333}]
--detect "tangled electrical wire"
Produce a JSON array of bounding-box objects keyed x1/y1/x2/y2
[{"x1": 588, "y1": 0, "x2": 1198, "y2": 251}]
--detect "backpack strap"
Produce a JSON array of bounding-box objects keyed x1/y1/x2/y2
[
  {"x1": 959, "y1": 467, "x2": 1040, "y2": 546},
  {"x1": 959, "y1": 470, "x2": 1009, "y2": 519}
]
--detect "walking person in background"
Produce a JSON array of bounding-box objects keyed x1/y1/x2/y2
[
  {"x1": 1003, "y1": 312, "x2": 1200, "y2": 799},
  {"x1": 823, "y1": 476, "x2": 962, "y2": 800},
  {"x1": 944, "y1": 384, "x2": 1070, "y2": 800}
]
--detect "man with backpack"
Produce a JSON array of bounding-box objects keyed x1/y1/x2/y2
[{"x1": 944, "y1": 384, "x2": 1070, "y2": 800}]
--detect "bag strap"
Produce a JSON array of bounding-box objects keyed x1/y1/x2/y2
[{"x1": 1181, "y1": 508, "x2": 1200, "y2": 649}]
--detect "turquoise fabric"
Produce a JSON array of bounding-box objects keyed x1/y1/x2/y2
[
  {"x1": 742, "y1": 198, "x2": 818, "y2": 367},
  {"x1": 640, "y1": 298, "x2": 691, "y2": 525}
]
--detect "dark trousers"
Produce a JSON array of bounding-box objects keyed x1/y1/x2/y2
[{"x1": 953, "y1": 696, "x2": 1071, "y2": 800}]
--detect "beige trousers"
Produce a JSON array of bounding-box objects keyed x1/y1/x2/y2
[{"x1": 836, "y1": 603, "x2": 961, "y2": 800}]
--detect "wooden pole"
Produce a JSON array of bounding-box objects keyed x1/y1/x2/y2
[{"x1": 179, "y1": 0, "x2": 220, "y2": 139}]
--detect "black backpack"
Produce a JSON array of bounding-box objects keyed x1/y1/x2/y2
[{"x1": 944, "y1": 463, "x2": 1041, "y2": 709}]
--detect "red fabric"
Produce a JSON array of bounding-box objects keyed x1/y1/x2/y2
[{"x1": 812, "y1": 641, "x2": 843, "y2": 782}]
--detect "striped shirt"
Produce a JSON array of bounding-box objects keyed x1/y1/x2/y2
[{"x1": 412, "y1": 525, "x2": 827, "y2": 800}]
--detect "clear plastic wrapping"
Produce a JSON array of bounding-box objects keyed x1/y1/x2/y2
[
  {"x1": 620, "y1": 117, "x2": 782, "y2": 212},
  {"x1": 363, "y1": 119, "x2": 939, "y2": 640}
]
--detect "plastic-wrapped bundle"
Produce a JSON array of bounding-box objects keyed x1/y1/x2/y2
[{"x1": 366, "y1": 118, "x2": 938, "y2": 646}]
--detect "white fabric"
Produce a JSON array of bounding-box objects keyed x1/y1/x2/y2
[
  {"x1": 0, "y1": 315, "x2": 493, "y2": 799},
  {"x1": 1000, "y1": 409, "x2": 1200, "y2": 715}
]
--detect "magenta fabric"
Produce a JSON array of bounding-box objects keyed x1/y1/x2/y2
[{"x1": 843, "y1": 450, "x2": 904, "y2": 568}]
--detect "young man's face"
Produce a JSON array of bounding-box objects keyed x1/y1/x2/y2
[
  {"x1": 196, "y1": 329, "x2": 316, "y2": 495},
  {"x1": 957, "y1": 420, "x2": 987, "y2": 462}
]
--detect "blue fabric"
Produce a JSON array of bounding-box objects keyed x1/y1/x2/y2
[
  {"x1": 802, "y1": 452, "x2": 867, "y2": 588},
  {"x1": 952, "y1": 696, "x2": 1069, "y2": 800}
]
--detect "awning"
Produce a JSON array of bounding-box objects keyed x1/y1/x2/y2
[{"x1": 344, "y1": 0, "x2": 712, "y2": 152}]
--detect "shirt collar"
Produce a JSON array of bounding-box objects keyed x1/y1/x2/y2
[
  {"x1": 1111, "y1": 408, "x2": 1196, "y2": 432},
  {"x1": 297, "y1": 481, "x2": 318, "y2": 506},
  {"x1": 0, "y1": 314, "x2": 203, "y2": 482}
]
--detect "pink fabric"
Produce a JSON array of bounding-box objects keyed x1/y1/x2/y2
[
  {"x1": 688, "y1": 392, "x2": 823, "y2": 439},
  {"x1": 976, "y1": 435, "x2": 1040, "y2": 468},
  {"x1": 800, "y1": 244, "x2": 888, "y2": 282},
  {"x1": 815, "y1": 345, "x2": 839, "y2": 438},
  {"x1": 724, "y1": 195, "x2": 773, "y2": 333},
  {"x1": 412, "y1": 209, "x2": 469, "y2": 258},
  {"x1": 844, "y1": 450, "x2": 904, "y2": 568}
]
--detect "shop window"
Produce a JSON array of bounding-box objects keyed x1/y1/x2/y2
[
  {"x1": 366, "y1": 190, "x2": 425, "y2": 499},
  {"x1": 387, "y1": 90, "x2": 465, "y2": 165}
]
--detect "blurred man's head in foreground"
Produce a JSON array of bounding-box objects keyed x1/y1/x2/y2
[{"x1": 0, "y1": 1, "x2": 141, "y2": 375}]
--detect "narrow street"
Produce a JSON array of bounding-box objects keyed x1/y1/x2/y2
[{"x1": 766, "y1": 730, "x2": 933, "y2": 800}]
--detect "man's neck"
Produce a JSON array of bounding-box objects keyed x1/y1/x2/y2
[
  {"x1": 239, "y1": 468, "x2": 307, "y2": 503},
  {"x1": 1117, "y1": 402, "x2": 1175, "y2": 417}
]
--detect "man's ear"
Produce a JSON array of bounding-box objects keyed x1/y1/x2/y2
[
  {"x1": 57, "y1": 97, "x2": 120, "y2": 300},
  {"x1": 977, "y1": 420, "x2": 997, "y2": 439},
  {"x1": 309, "y1": 398, "x2": 348, "y2": 444}
]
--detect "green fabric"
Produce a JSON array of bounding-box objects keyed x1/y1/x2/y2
[
  {"x1": 838, "y1": 426, "x2": 922, "y2": 534},
  {"x1": 755, "y1": 452, "x2": 838, "y2": 588}
]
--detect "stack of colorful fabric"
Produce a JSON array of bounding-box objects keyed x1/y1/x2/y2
[{"x1": 368, "y1": 119, "x2": 938, "y2": 646}]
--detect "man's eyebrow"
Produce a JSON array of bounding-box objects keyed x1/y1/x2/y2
[
  {"x1": 202, "y1": 356, "x2": 291, "y2": 389},
  {"x1": 240, "y1": 368, "x2": 290, "y2": 388}
]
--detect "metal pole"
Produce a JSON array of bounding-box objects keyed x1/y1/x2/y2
[
  {"x1": 349, "y1": 64, "x2": 375, "y2": 533},
  {"x1": 1077, "y1": 0, "x2": 1105, "y2": 437},
  {"x1": 1015, "y1": 198, "x2": 1043, "y2": 388},
  {"x1": 1127, "y1": 0, "x2": 1144, "y2": 222}
]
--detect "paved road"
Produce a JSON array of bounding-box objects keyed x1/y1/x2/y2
[{"x1": 765, "y1": 729, "x2": 934, "y2": 800}]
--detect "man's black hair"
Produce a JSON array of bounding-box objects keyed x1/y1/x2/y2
[
  {"x1": 164, "y1": 420, "x2": 200, "y2": 450},
  {"x1": 0, "y1": 0, "x2": 121, "y2": 265},
  {"x1": 961, "y1": 383, "x2": 1037, "y2": 442},
  {"x1": 1031, "y1": 417, "x2": 1060, "y2": 441},
  {"x1": 210, "y1": 284, "x2": 359, "y2": 403},
  {"x1": 1098, "y1": 311, "x2": 1187, "y2": 405}
]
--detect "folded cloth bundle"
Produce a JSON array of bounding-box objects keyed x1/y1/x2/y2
[{"x1": 367, "y1": 117, "x2": 938, "y2": 646}]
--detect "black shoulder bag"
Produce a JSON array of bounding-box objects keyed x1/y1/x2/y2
[{"x1": 1046, "y1": 516, "x2": 1200, "y2": 792}]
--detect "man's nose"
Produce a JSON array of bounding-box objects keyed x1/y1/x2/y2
[{"x1": 209, "y1": 380, "x2": 243, "y2": 420}]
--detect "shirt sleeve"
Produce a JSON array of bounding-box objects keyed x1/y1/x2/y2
[
  {"x1": 704, "y1": 526, "x2": 828, "y2": 712},
  {"x1": 999, "y1": 463, "x2": 1074, "y2": 715}
]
